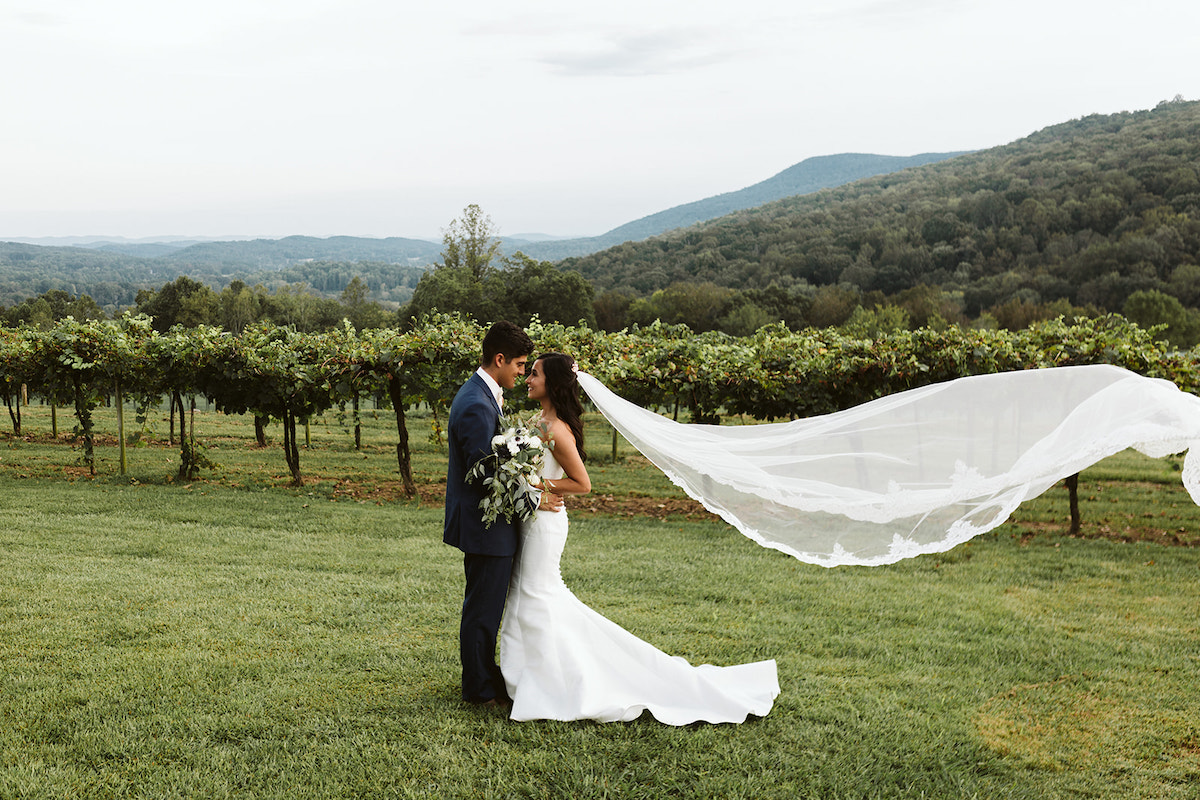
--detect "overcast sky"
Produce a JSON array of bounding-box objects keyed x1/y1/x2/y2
[{"x1": 2, "y1": 0, "x2": 1197, "y2": 241}]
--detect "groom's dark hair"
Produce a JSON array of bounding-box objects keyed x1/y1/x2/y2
[{"x1": 481, "y1": 321, "x2": 534, "y2": 365}]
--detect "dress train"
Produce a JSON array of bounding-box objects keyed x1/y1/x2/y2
[{"x1": 500, "y1": 453, "x2": 779, "y2": 724}]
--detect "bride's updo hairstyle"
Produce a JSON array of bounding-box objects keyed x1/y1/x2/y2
[{"x1": 536, "y1": 352, "x2": 586, "y2": 463}]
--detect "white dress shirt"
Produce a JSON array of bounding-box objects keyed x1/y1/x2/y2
[{"x1": 475, "y1": 367, "x2": 503, "y2": 410}]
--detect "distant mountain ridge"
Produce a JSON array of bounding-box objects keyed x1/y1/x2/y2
[
  {"x1": 0, "y1": 150, "x2": 976, "y2": 310},
  {"x1": 504, "y1": 151, "x2": 971, "y2": 260},
  {"x1": 159, "y1": 235, "x2": 442, "y2": 269},
  {"x1": 3, "y1": 151, "x2": 964, "y2": 281}
]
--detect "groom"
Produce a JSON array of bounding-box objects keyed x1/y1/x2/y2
[{"x1": 444, "y1": 321, "x2": 547, "y2": 707}]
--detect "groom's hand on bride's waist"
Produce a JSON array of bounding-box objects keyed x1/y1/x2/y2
[{"x1": 539, "y1": 492, "x2": 564, "y2": 513}]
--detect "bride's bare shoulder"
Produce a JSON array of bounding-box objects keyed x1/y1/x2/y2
[{"x1": 545, "y1": 417, "x2": 576, "y2": 447}]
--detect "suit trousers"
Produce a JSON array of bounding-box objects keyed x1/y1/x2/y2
[{"x1": 460, "y1": 552, "x2": 514, "y2": 703}]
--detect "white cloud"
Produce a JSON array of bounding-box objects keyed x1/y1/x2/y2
[{"x1": 538, "y1": 29, "x2": 742, "y2": 77}]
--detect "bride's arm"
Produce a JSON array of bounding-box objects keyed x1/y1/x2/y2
[{"x1": 541, "y1": 419, "x2": 591, "y2": 496}]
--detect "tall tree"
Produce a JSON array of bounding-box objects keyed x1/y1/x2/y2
[{"x1": 440, "y1": 204, "x2": 501, "y2": 279}]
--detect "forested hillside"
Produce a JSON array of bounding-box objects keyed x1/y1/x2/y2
[
  {"x1": 0, "y1": 152, "x2": 971, "y2": 312},
  {"x1": 0, "y1": 242, "x2": 157, "y2": 309},
  {"x1": 566, "y1": 99, "x2": 1200, "y2": 337},
  {"x1": 507, "y1": 152, "x2": 969, "y2": 260},
  {"x1": 0, "y1": 242, "x2": 429, "y2": 311}
]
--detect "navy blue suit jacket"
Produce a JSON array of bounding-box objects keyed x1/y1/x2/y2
[{"x1": 443, "y1": 372, "x2": 520, "y2": 556}]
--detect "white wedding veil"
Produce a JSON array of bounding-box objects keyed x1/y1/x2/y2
[{"x1": 577, "y1": 366, "x2": 1200, "y2": 567}]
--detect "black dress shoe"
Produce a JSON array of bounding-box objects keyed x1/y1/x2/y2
[{"x1": 479, "y1": 698, "x2": 512, "y2": 711}]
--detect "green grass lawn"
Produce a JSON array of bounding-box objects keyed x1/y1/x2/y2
[{"x1": 1, "y1": 402, "x2": 1198, "y2": 798}]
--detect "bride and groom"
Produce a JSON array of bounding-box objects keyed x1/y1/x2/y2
[
  {"x1": 441, "y1": 320, "x2": 1200, "y2": 720},
  {"x1": 443, "y1": 321, "x2": 780, "y2": 724}
]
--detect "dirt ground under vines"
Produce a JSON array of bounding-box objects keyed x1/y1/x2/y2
[
  {"x1": 329, "y1": 480, "x2": 1197, "y2": 547},
  {"x1": 9, "y1": 429, "x2": 1192, "y2": 548},
  {"x1": 331, "y1": 479, "x2": 721, "y2": 522}
]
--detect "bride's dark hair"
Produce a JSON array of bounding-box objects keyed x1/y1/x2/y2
[{"x1": 536, "y1": 352, "x2": 586, "y2": 463}]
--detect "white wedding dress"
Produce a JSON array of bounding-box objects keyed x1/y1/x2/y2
[{"x1": 499, "y1": 451, "x2": 780, "y2": 724}]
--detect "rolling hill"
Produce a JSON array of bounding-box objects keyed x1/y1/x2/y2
[
  {"x1": 561, "y1": 99, "x2": 1200, "y2": 321},
  {"x1": 1, "y1": 151, "x2": 972, "y2": 308},
  {"x1": 505, "y1": 152, "x2": 970, "y2": 260}
]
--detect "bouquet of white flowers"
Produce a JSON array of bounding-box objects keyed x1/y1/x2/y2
[{"x1": 466, "y1": 416, "x2": 550, "y2": 525}]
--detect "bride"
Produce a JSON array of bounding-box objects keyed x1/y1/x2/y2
[{"x1": 500, "y1": 352, "x2": 780, "y2": 724}]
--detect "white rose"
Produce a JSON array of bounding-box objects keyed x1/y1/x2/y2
[{"x1": 506, "y1": 440, "x2": 520, "y2": 456}]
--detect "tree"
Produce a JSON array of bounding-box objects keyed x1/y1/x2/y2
[
  {"x1": 211, "y1": 325, "x2": 337, "y2": 487},
  {"x1": 806, "y1": 285, "x2": 860, "y2": 329},
  {"x1": 1123, "y1": 289, "x2": 1200, "y2": 349},
  {"x1": 354, "y1": 316, "x2": 480, "y2": 496},
  {"x1": 146, "y1": 324, "x2": 229, "y2": 478},
  {"x1": 441, "y1": 204, "x2": 501, "y2": 280},
  {"x1": 264, "y1": 283, "x2": 342, "y2": 332},
  {"x1": 593, "y1": 289, "x2": 636, "y2": 332},
  {"x1": 339, "y1": 276, "x2": 389, "y2": 331},
  {"x1": 635, "y1": 282, "x2": 735, "y2": 332},
  {"x1": 2, "y1": 289, "x2": 106, "y2": 328},
  {"x1": 0, "y1": 328, "x2": 36, "y2": 434},
  {"x1": 137, "y1": 276, "x2": 219, "y2": 331},
  {"x1": 717, "y1": 301, "x2": 775, "y2": 337},
  {"x1": 841, "y1": 304, "x2": 911, "y2": 338},
  {"x1": 403, "y1": 265, "x2": 500, "y2": 326},
  {"x1": 501, "y1": 254, "x2": 596, "y2": 328},
  {"x1": 33, "y1": 315, "x2": 152, "y2": 475},
  {"x1": 1167, "y1": 263, "x2": 1200, "y2": 307},
  {"x1": 218, "y1": 280, "x2": 264, "y2": 333},
  {"x1": 402, "y1": 205, "x2": 514, "y2": 326}
]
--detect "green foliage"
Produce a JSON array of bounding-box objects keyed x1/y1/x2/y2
[
  {"x1": 630, "y1": 282, "x2": 735, "y2": 332},
  {"x1": 136, "y1": 275, "x2": 220, "y2": 331},
  {"x1": 338, "y1": 276, "x2": 390, "y2": 331},
  {"x1": 402, "y1": 265, "x2": 498, "y2": 326},
  {"x1": 404, "y1": 249, "x2": 596, "y2": 329},
  {"x1": 439, "y1": 203, "x2": 501, "y2": 279},
  {"x1": 162, "y1": 234, "x2": 439, "y2": 269},
  {"x1": 507, "y1": 151, "x2": 970, "y2": 260},
  {"x1": 217, "y1": 279, "x2": 265, "y2": 333},
  {"x1": 30, "y1": 314, "x2": 155, "y2": 474},
  {"x1": 0, "y1": 242, "x2": 151, "y2": 310},
  {"x1": 1123, "y1": 288, "x2": 1200, "y2": 349},
  {"x1": 2, "y1": 313, "x2": 1197, "y2": 487},
  {"x1": 179, "y1": 435, "x2": 218, "y2": 476},
  {"x1": 0, "y1": 327, "x2": 36, "y2": 434},
  {"x1": 840, "y1": 303, "x2": 911, "y2": 338},
  {"x1": 0, "y1": 243, "x2": 428, "y2": 321},
  {"x1": 500, "y1": 253, "x2": 596, "y2": 328},
  {"x1": 563, "y1": 101, "x2": 1200, "y2": 328},
  {"x1": 264, "y1": 259, "x2": 426, "y2": 306},
  {"x1": 1, "y1": 288, "x2": 107, "y2": 328}
]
